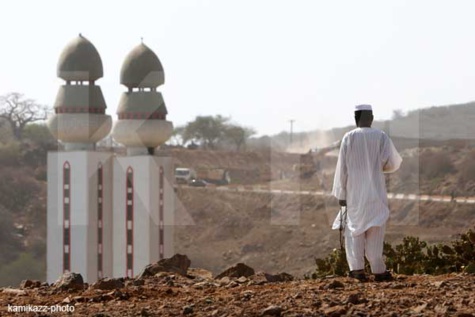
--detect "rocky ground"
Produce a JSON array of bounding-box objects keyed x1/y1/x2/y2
[{"x1": 1, "y1": 255, "x2": 474, "y2": 317}]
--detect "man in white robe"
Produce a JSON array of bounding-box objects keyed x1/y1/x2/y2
[{"x1": 332, "y1": 104, "x2": 402, "y2": 281}]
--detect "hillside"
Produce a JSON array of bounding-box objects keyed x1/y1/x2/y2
[
  {"x1": 250, "y1": 101, "x2": 475, "y2": 153},
  {"x1": 174, "y1": 188, "x2": 475, "y2": 277},
  {"x1": 1, "y1": 142, "x2": 475, "y2": 287}
]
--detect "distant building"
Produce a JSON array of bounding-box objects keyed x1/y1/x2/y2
[{"x1": 47, "y1": 35, "x2": 175, "y2": 283}]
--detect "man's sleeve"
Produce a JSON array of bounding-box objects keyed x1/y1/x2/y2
[
  {"x1": 332, "y1": 136, "x2": 348, "y2": 200},
  {"x1": 382, "y1": 134, "x2": 402, "y2": 173}
]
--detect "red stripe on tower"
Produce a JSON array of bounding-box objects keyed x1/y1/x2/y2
[
  {"x1": 159, "y1": 166, "x2": 164, "y2": 260},
  {"x1": 126, "y1": 167, "x2": 134, "y2": 278},
  {"x1": 97, "y1": 163, "x2": 104, "y2": 279},
  {"x1": 63, "y1": 161, "x2": 71, "y2": 273}
]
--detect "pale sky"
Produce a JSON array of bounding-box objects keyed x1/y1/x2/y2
[{"x1": 1, "y1": 0, "x2": 475, "y2": 136}]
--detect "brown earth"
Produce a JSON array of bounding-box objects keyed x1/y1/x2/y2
[
  {"x1": 170, "y1": 142, "x2": 475, "y2": 278},
  {"x1": 174, "y1": 187, "x2": 475, "y2": 278},
  {"x1": 1, "y1": 269, "x2": 474, "y2": 316}
]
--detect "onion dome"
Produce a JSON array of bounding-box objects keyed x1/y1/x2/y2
[
  {"x1": 112, "y1": 42, "x2": 172, "y2": 155},
  {"x1": 48, "y1": 35, "x2": 111, "y2": 150},
  {"x1": 120, "y1": 43, "x2": 164, "y2": 89},
  {"x1": 57, "y1": 34, "x2": 103, "y2": 82}
]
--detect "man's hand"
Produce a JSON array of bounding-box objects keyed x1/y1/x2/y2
[{"x1": 339, "y1": 200, "x2": 347, "y2": 207}]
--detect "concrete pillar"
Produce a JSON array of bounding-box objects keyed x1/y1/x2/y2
[
  {"x1": 112, "y1": 155, "x2": 174, "y2": 278},
  {"x1": 47, "y1": 151, "x2": 113, "y2": 283}
]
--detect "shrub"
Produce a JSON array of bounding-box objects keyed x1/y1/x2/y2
[
  {"x1": 0, "y1": 142, "x2": 22, "y2": 166},
  {"x1": 311, "y1": 228, "x2": 475, "y2": 277},
  {"x1": 384, "y1": 236, "x2": 427, "y2": 274},
  {"x1": 313, "y1": 248, "x2": 348, "y2": 278},
  {"x1": 23, "y1": 123, "x2": 55, "y2": 146},
  {"x1": 0, "y1": 167, "x2": 40, "y2": 212}
]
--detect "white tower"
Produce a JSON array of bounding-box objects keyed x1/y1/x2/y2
[
  {"x1": 47, "y1": 35, "x2": 113, "y2": 283},
  {"x1": 111, "y1": 43, "x2": 175, "y2": 278}
]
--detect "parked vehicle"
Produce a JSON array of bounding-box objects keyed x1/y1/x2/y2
[
  {"x1": 196, "y1": 167, "x2": 231, "y2": 185},
  {"x1": 175, "y1": 167, "x2": 197, "y2": 184},
  {"x1": 189, "y1": 179, "x2": 209, "y2": 187}
]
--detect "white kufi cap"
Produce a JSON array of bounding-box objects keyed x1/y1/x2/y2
[{"x1": 355, "y1": 104, "x2": 372, "y2": 111}]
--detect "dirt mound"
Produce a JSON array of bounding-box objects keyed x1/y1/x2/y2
[{"x1": 2, "y1": 269, "x2": 474, "y2": 316}]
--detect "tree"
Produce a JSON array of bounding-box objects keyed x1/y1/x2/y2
[
  {"x1": 169, "y1": 125, "x2": 187, "y2": 146},
  {"x1": 183, "y1": 115, "x2": 229, "y2": 149},
  {"x1": 224, "y1": 124, "x2": 256, "y2": 151},
  {"x1": 23, "y1": 123, "x2": 55, "y2": 145},
  {"x1": 0, "y1": 93, "x2": 49, "y2": 141}
]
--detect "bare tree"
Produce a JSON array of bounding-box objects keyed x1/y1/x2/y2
[{"x1": 0, "y1": 93, "x2": 49, "y2": 141}]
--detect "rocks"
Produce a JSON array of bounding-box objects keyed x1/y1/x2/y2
[
  {"x1": 2, "y1": 288, "x2": 27, "y2": 296},
  {"x1": 247, "y1": 272, "x2": 294, "y2": 285},
  {"x1": 327, "y1": 280, "x2": 345, "y2": 289},
  {"x1": 324, "y1": 305, "x2": 347, "y2": 316},
  {"x1": 218, "y1": 276, "x2": 231, "y2": 286},
  {"x1": 125, "y1": 279, "x2": 144, "y2": 287},
  {"x1": 54, "y1": 272, "x2": 84, "y2": 291},
  {"x1": 193, "y1": 281, "x2": 219, "y2": 289},
  {"x1": 187, "y1": 267, "x2": 213, "y2": 280},
  {"x1": 183, "y1": 305, "x2": 194, "y2": 315},
  {"x1": 346, "y1": 293, "x2": 363, "y2": 305},
  {"x1": 1, "y1": 267, "x2": 475, "y2": 316},
  {"x1": 262, "y1": 305, "x2": 283, "y2": 316},
  {"x1": 432, "y1": 281, "x2": 448, "y2": 288},
  {"x1": 215, "y1": 263, "x2": 255, "y2": 279},
  {"x1": 137, "y1": 254, "x2": 191, "y2": 279},
  {"x1": 20, "y1": 279, "x2": 42, "y2": 289},
  {"x1": 92, "y1": 277, "x2": 125, "y2": 290},
  {"x1": 263, "y1": 272, "x2": 294, "y2": 283}
]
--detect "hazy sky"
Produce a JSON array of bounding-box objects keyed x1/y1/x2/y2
[{"x1": 1, "y1": 0, "x2": 475, "y2": 136}]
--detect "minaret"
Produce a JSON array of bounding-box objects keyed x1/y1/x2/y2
[
  {"x1": 111, "y1": 42, "x2": 175, "y2": 278},
  {"x1": 47, "y1": 35, "x2": 113, "y2": 283},
  {"x1": 48, "y1": 34, "x2": 111, "y2": 151}
]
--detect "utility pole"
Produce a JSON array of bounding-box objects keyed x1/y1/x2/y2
[{"x1": 289, "y1": 119, "x2": 295, "y2": 145}]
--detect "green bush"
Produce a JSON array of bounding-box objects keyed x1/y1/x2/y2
[
  {"x1": 313, "y1": 248, "x2": 348, "y2": 278},
  {"x1": 384, "y1": 236, "x2": 427, "y2": 275},
  {"x1": 312, "y1": 228, "x2": 475, "y2": 277}
]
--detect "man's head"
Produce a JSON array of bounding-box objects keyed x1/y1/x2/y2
[{"x1": 354, "y1": 104, "x2": 373, "y2": 127}]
